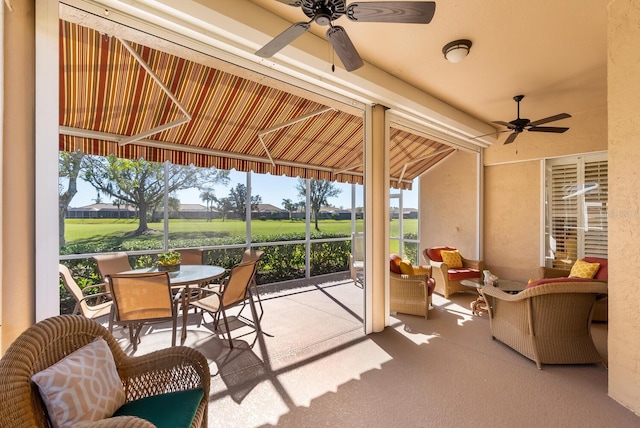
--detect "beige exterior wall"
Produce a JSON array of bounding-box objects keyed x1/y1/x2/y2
[
  {"x1": 1, "y1": 1, "x2": 36, "y2": 352},
  {"x1": 419, "y1": 149, "x2": 478, "y2": 260},
  {"x1": 483, "y1": 161, "x2": 540, "y2": 281},
  {"x1": 608, "y1": 0, "x2": 640, "y2": 414}
]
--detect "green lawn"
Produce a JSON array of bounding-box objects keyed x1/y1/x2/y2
[{"x1": 62, "y1": 218, "x2": 417, "y2": 253}]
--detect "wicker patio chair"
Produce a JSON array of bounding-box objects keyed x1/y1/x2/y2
[
  {"x1": 423, "y1": 247, "x2": 485, "y2": 298},
  {"x1": 481, "y1": 281, "x2": 608, "y2": 369},
  {"x1": 189, "y1": 259, "x2": 260, "y2": 348},
  {"x1": 390, "y1": 266, "x2": 435, "y2": 318},
  {"x1": 59, "y1": 264, "x2": 112, "y2": 321},
  {"x1": 106, "y1": 272, "x2": 177, "y2": 351},
  {"x1": 0, "y1": 315, "x2": 209, "y2": 427}
]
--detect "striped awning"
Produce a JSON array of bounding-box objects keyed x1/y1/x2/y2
[{"x1": 59, "y1": 21, "x2": 453, "y2": 189}]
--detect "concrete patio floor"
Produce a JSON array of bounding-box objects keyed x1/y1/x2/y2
[{"x1": 104, "y1": 276, "x2": 639, "y2": 428}]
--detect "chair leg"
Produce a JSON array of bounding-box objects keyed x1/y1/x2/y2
[
  {"x1": 129, "y1": 323, "x2": 138, "y2": 352},
  {"x1": 172, "y1": 316, "x2": 177, "y2": 347},
  {"x1": 252, "y1": 282, "x2": 264, "y2": 321},
  {"x1": 221, "y1": 311, "x2": 233, "y2": 348}
]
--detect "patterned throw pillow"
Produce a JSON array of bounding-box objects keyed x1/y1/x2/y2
[
  {"x1": 440, "y1": 250, "x2": 463, "y2": 268},
  {"x1": 569, "y1": 259, "x2": 600, "y2": 279},
  {"x1": 31, "y1": 338, "x2": 126, "y2": 428}
]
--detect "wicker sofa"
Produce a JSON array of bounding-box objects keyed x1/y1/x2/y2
[
  {"x1": 0, "y1": 315, "x2": 210, "y2": 428},
  {"x1": 481, "y1": 281, "x2": 608, "y2": 369},
  {"x1": 539, "y1": 256, "x2": 608, "y2": 322}
]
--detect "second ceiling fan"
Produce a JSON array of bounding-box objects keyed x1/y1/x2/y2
[
  {"x1": 492, "y1": 95, "x2": 572, "y2": 145},
  {"x1": 256, "y1": 1, "x2": 436, "y2": 72}
]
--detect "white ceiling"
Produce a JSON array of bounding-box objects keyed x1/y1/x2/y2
[{"x1": 246, "y1": 0, "x2": 608, "y2": 137}]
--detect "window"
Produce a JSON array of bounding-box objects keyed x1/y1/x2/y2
[
  {"x1": 544, "y1": 154, "x2": 608, "y2": 269},
  {"x1": 389, "y1": 179, "x2": 420, "y2": 264}
]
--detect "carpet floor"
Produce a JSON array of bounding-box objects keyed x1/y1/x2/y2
[{"x1": 110, "y1": 278, "x2": 640, "y2": 428}]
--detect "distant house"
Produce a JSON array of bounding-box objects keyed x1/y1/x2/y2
[
  {"x1": 316, "y1": 206, "x2": 347, "y2": 220},
  {"x1": 66, "y1": 203, "x2": 137, "y2": 219},
  {"x1": 252, "y1": 203, "x2": 288, "y2": 220},
  {"x1": 390, "y1": 208, "x2": 418, "y2": 219},
  {"x1": 67, "y1": 203, "x2": 219, "y2": 220},
  {"x1": 173, "y1": 204, "x2": 216, "y2": 220}
]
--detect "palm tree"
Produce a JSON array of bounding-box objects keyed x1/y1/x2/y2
[{"x1": 200, "y1": 189, "x2": 217, "y2": 222}]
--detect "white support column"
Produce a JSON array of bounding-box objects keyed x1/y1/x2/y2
[
  {"x1": 35, "y1": 0, "x2": 59, "y2": 321},
  {"x1": 163, "y1": 162, "x2": 170, "y2": 250},
  {"x1": 365, "y1": 104, "x2": 388, "y2": 333},
  {"x1": 305, "y1": 179, "x2": 311, "y2": 279},
  {"x1": 246, "y1": 172, "x2": 251, "y2": 246}
]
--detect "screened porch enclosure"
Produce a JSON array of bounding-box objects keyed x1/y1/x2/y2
[{"x1": 58, "y1": 15, "x2": 453, "y2": 277}]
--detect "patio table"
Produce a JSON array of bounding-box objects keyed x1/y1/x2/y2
[{"x1": 119, "y1": 264, "x2": 226, "y2": 342}]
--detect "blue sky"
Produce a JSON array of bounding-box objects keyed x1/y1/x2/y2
[{"x1": 70, "y1": 169, "x2": 418, "y2": 210}]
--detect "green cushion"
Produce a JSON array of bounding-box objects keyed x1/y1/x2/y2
[{"x1": 113, "y1": 389, "x2": 204, "y2": 428}]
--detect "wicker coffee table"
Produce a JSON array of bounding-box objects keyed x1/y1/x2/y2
[{"x1": 461, "y1": 278, "x2": 526, "y2": 315}]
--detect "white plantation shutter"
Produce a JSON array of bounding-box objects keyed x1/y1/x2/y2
[
  {"x1": 545, "y1": 154, "x2": 608, "y2": 269},
  {"x1": 548, "y1": 163, "x2": 578, "y2": 268},
  {"x1": 583, "y1": 160, "x2": 608, "y2": 257}
]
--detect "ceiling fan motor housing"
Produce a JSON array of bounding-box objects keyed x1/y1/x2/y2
[
  {"x1": 302, "y1": 0, "x2": 347, "y2": 24},
  {"x1": 509, "y1": 118, "x2": 530, "y2": 129}
]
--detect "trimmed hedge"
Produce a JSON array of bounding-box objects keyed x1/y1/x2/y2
[{"x1": 60, "y1": 232, "x2": 350, "y2": 314}]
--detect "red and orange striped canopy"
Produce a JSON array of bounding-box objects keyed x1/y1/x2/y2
[{"x1": 59, "y1": 21, "x2": 452, "y2": 189}]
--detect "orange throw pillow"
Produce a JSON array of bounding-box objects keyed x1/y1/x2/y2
[{"x1": 390, "y1": 254, "x2": 402, "y2": 274}]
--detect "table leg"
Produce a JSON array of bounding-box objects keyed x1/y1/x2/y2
[{"x1": 181, "y1": 284, "x2": 189, "y2": 343}]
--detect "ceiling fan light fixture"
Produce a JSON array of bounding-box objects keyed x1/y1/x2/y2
[{"x1": 442, "y1": 39, "x2": 472, "y2": 63}]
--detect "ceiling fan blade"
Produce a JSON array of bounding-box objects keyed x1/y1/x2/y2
[
  {"x1": 346, "y1": 1, "x2": 436, "y2": 23},
  {"x1": 528, "y1": 126, "x2": 570, "y2": 133},
  {"x1": 528, "y1": 113, "x2": 571, "y2": 127},
  {"x1": 470, "y1": 129, "x2": 511, "y2": 139},
  {"x1": 326, "y1": 26, "x2": 364, "y2": 71},
  {"x1": 256, "y1": 22, "x2": 311, "y2": 58},
  {"x1": 493, "y1": 120, "x2": 515, "y2": 129},
  {"x1": 504, "y1": 132, "x2": 519, "y2": 145},
  {"x1": 274, "y1": 0, "x2": 302, "y2": 5}
]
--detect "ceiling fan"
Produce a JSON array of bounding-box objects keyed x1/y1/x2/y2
[
  {"x1": 255, "y1": 1, "x2": 436, "y2": 72},
  {"x1": 489, "y1": 95, "x2": 571, "y2": 145}
]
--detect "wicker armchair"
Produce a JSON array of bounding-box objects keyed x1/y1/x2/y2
[
  {"x1": 0, "y1": 315, "x2": 209, "y2": 427},
  {"x1": 481, "y1": 281, "x2": 608, "y2": 369},
  {"x1": 390, "y1": 266, "x2": 435, "y2": 319},
  {"x1": 423, "y1": 247, "x2": 485, "y2": 298}
]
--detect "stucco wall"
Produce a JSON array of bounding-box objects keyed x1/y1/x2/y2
[
  {"x1": 608, "y1": 0, "x2": 640, "y2": 414},
  {"x1": 419, "y1": 150, "x2": 478, "y2": 260},
  {"x1": 1, "y1": 1, "x2": 36, "y2": 352},
  {"x1": 483, "y1": 161, "x2": 540, "y2": 281}
]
